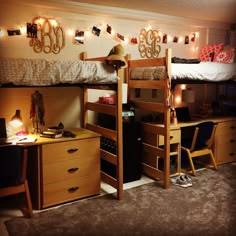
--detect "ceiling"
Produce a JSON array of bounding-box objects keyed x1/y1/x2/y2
[{"x1": 71, "y1": 0, "x2": 236, "y2": 24}]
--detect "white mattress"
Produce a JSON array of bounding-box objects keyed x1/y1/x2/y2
[
  {"x1": 0, "y1": 58, "x2": 118, "y2": 86},
  {"x1": 171, "y1": 62, "x2": 236, "y2": 82}
]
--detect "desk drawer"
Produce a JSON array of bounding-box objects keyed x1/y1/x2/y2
[
  {"x1": 42, "y1": 138, "x2": 99, "y2": 164},
  {"x1": 43, "y1": 155, "x2": 99, "y2": 184},
  {"x1": 143, "y1": 129, "x2": 180, "y2": 146},
  {"x1": 216, "y1": 120, "x2": 236, "y2": 135},
  {"x1": 215, "y1": 134, "x2": 236, "y2": 164},
  {"x1": 159, "y1": 130, "x2": 180, "y2": 146},
  {"x1": 42, "y1": 174, "x2": 100, "y2": 208}
]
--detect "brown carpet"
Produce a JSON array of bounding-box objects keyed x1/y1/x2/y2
[{"x1": 5, "y1": 163, "x2": 236, "y2": 236}]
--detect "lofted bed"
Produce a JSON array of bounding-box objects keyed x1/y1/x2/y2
[
  {"x1": 127, "y1": 48, "x2": 236, "y2": 189},
  {"x1": 0, "y1": 54, "x2": 128, "y2": 200}
]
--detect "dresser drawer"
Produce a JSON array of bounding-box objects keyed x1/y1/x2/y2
[
  {"x1": 43, "y1": 155, "x2": 99, "y2": 184},
  {"x1": 215, "y1": 134, "x2": 236, "y2": 164},
  {"x1": 143, "y1": 129, "x2": 180, "y2": 146},
  {"x1": 216, "y1": 120, "x2": 236, "y2": 135},
  {"x1": 42, "y1": 138, "x2": 100, "y2": 164},
  {"x1": 42, "y1": 174, "x2": 100, "y2": 208}
]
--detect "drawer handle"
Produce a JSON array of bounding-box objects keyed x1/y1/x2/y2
[
  {"x1": 67, "y1": 148, "x2": 78, "y2": 153},
  {"x1": 230, "y1": 139, "x2": 235, "y2": 143},
  {"x1": 67, "y1": 167, "x2": 79, "y2": 173},
  {"x1": 230, "y1": 126, "x2": 235, "y2": 130},
  {"x1": 229, "y1": 152, "x2": 235, "y2": 156},
  {"x1": 170, "y1": 136, "x2": 173, "y2": 139},
  {"x1": 68, "y1": 186, "x2": 79, "y2": 192}
]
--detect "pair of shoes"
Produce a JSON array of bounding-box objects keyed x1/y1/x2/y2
[
  {"x1": 182, "y1": 174, "x2": 192, "y2": 187},
  {"x1": 171, "y1": 174, "x2": 192, "y2": 188}
]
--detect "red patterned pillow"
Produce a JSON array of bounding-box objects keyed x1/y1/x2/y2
[
  {"x1": 213, "y1": 48, "x2": 235, "y2": 63},
  {"x1": 199, "y1": 43, "x2": 224, "y2": 61}
]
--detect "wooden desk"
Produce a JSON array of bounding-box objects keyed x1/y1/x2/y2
[
  {"x1": 172, "y1": 116, "x2": 236, "y2": 166},
  {"x1": 22, "y1": 128, "x2": 101, "y2": 209},
  {"x1": 142, "y1": 116, "x2": 236, "y2": 178}
]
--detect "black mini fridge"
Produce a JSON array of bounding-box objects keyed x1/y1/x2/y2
[{"x1": 99, "y1": 113, "x2": 142, "y2": 183}]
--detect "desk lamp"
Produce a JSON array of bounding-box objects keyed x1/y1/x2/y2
[
  {"x1": 182, "y1": 88, "x2": 195, "y2": 118},
  {"x1": 10, "y1": 109, "x2": 23, "y2": 127},
  {"x1": 9, "y1": 109, "x2": 27, "y2": 136},
  {"x1": 182, "y1": 88, "x2": 195, "y2": 103}
]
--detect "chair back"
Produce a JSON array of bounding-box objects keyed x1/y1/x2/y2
[
  {"x1": 194, "y1": 121, "x2": 217, "y2": 150},
  {"x1": 0, "y1": 145, "x2": 26, "y2": 188}
]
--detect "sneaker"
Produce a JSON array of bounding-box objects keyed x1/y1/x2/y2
[
  {"x1": 171, "y1": 175, "x2": 188, "y2": 188},
  {"x1": 181, "y1": 174, "x2": 192, "y2": 187}
]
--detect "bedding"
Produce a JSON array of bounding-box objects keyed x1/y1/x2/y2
[
  {"x1": 130, "y1": 66, "x2": 166, "y2": 80},
  {"x1": 171, "y1": 62, "x2": 236, "y2": 82},
  {"x1": 0, "y1": 58, "x2": 118, "y2": 86},
  {"x1": 130, "y1": 62, "x2": 236, "y2": 82}
]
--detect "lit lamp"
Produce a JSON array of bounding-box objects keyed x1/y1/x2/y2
[
  {"x1": 10, "y1": 109, "x2": 23, "y2": 127},
  {"x1": 9, "y1": 109, "x2": 26, "y2": 136},
  {"x1": 182, "y1": 88, "x2": 195, "y2": 103}
]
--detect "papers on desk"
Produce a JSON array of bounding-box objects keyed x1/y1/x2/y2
[{"x1": 16, "y1": 136, "x2": 37, "y2": 144}]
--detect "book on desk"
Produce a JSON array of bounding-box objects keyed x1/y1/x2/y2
[{"x1": 40, "y1": 130, "x2": 63, "y2": 139}]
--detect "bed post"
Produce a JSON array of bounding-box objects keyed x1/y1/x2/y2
[
  {"x1": 163, "y1": 48, "x2": 172, "y2": 189},
  {"x1": 116, "y1": 77, "x2": 123, "y2": 199},
  {"x1": 82, "y1": 86, "x2": 88, "y2": 128}
]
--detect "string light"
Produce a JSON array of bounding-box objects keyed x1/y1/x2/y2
[
  {"x1": 63, "y1": 21, "x2": 199, "y2": 47},
  {"x1": 20, "y1": 26, "x2": 26, "y2": 34},
  {"x1": 67, "y1": 29, "x2": 74, "y2": 36}
]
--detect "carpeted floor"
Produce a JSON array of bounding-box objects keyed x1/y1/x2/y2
[{"x1": 5, "y1": 163, "x2": 236, "y2": 236}]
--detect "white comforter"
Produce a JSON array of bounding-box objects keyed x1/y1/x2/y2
[
  {"x1": 0, "y1": 58, "x2": 118, "y2": 86},
  {"x1": 171, "y1": 62, "x2": 236, "y2": 81}
]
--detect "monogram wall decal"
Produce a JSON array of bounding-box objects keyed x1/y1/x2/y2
[
  {"x1": 28, "y1": 17, "x2": 65, "y2": 54},
  {"x1": 138, "y1": 29, "x2": 161, "y2": 58}
]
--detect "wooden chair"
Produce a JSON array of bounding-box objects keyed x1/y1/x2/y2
[
  {"x1": 181, "y1": 121, "x2": 218, "y2": 176},
  {"x1": 0, "y1": 145, "x2": 33, "y2": 217}
]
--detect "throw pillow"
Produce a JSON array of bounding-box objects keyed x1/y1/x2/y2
[
  {"x1": 199, "y1": 43, "x2": 224, "y2": 61},
  {"x1": 213, "y1": 48, "x2": 235, "y2": 63}
]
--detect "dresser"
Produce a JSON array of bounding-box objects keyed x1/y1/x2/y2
[
  {"x1": 213, "y1": 118, "x2": 236, "y2": 165},
  {"x1": 27, "y1": 128, "x2": 100, "y2": 209}
]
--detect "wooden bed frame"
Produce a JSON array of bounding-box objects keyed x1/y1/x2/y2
[
  {"x1": 127, "y1": 48, "x2": 172, "y2": 189},
  {"x1": 80, "y1": 52, "x2": 130, "y2": 199}
]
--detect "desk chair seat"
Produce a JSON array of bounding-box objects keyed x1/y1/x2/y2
[
  {"x1": 181, "y1": 121, "x2": 218, "y2": 176},
  {"x1": 0, "y1": 145, "x2": 33, "y2": 217}
]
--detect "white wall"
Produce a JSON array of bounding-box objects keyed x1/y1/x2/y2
[{"x1": 0, "y1": 2, "x2": 211, "y2": 60}]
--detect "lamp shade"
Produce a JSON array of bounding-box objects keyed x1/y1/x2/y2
[
  {"x1": 10, "y1": 109, "x2": 23, "y2": 127},
  {"x1": 182, "y1": 89, "x2": 195, "y2": 103}
]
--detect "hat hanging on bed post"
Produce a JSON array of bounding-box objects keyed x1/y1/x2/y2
[{"x1": 106, "y1": 44, "x2": 127, "y2": 71}]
